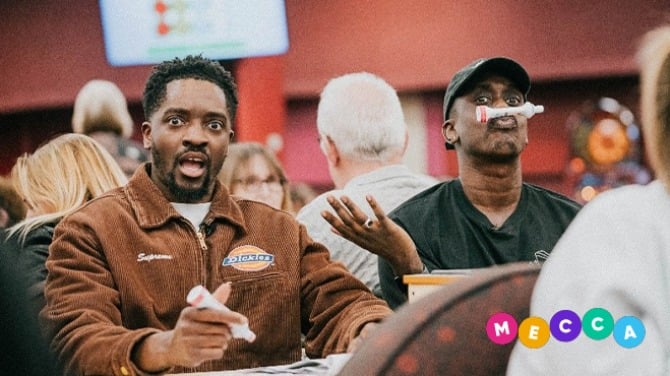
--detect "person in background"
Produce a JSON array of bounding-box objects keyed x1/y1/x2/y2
[
  {"x1": 322, "y1": 57, "x2": 581, "y2": 309},
  {"x1": 289, "y1": 182, "x2": 318, "y2": 214},
  {"x1": 507, "y1": 25, "x2": 670, "y2": 375},
  {"x1": 72, "y1": 79, "x2": 150, "y2": 177},
  {"x1": 1, "y1": 133, "x2": 127, "y2": 314},
  {"x1": 297, "y1": 72, "x2": 438, "y2": 297},
  {"x1": 219, "y1": 141, "x2": 293, "y2": 213},
  {"x1": 0, "y1": 175, "x2": 26, "y2": 230},
  {"x1": 41, "y1": 55, "x2": 391, "y2": 375},
  {"x1": 0, "y1": 255, "x2": 63, "y2": 375}
]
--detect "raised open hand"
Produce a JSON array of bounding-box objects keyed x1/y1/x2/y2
[{"x1": 321, "y1": 194, "x2": 423, "y2": 276}]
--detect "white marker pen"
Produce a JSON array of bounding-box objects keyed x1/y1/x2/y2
[
  {"x1": 187, "y1": 285, "x2": 257, "y2": 342},
  {"x1": 475, "y1": 102, "x2": 545, "y2": 123}
]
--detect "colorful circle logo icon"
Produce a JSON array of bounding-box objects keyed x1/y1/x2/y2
[
  {"x1": 486, "y1": 307, "x2": 645, "y2": 349},
  {"x1": 582, "y1": 307, "x2": 614, "y2": 340},
  {"x1": 518, "y1": 317, "x2": 550, "y2": 349},
  {"x1": 613, "y1": 316, "x2": 645, "y2": 349},
  {"x1": 486, "y1": 312, "x2": 518, "y2": 345},
  {"x1": 550, "y1": 310, "x2": 581, "y2": 342}
]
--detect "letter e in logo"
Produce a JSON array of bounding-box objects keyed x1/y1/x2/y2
[{"x1": 518, "y1": 317, "x2": 550, "y2": 349}]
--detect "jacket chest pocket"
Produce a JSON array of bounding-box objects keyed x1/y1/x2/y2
[
  {"x1": 223, "y1": 271, "x2": 295, "y2": 312},
  {"x1": 223, "y1": 272, "x2": 302, "y2": 351}
]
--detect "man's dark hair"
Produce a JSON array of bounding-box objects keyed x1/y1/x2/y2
[{"x1": 142, "y1": 55, "x2": 239, "y2": 122}]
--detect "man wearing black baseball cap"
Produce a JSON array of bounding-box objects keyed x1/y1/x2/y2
[
  {"x1": 442, "y1": 57, "x2": 530, "y2": 149},
  {"x1": 322, "y1": 56, "x2": 581, "y2": 309}
]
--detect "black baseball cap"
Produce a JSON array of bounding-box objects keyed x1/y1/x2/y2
[
  {"x1": 442, "y1": 57, "x2": 531, "y2": 150},
  {"x1": 443, "y1": 57, "x2": 531, "y2": 121}
]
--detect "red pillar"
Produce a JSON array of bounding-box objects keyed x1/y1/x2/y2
[{"x1": 233, "y1": 56, "x2": 286, "y2": 158}]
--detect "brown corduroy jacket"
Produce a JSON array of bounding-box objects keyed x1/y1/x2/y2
[{"x1": 42, "y1": 164, "x2": 391, "y2": 376}]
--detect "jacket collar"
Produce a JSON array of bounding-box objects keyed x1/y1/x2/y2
[{"x1": 124, "y1": 163, "x2": 247, "y2": 233}]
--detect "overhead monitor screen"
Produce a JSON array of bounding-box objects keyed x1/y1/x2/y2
[{"x1": 99, "y1": 0, "x2": 290, "y2": 66}]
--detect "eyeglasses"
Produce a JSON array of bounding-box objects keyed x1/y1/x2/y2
[{"x1": 233, "y1": 175, "x2": 284, "y2": 193}]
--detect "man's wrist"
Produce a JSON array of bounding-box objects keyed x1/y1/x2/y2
[
  {"x1": 131, "y1": 331, "x2": 172, "y2": 374},
  {"x1": 390, "y1": 248, "x2": 424, "y2": 276}
]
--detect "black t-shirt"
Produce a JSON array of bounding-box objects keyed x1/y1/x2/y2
[{"x1": 379, "y1": 179, "x2": 581, "y2": 309}]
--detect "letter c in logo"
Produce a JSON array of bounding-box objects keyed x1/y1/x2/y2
[{"x1": 550, "y1": 310, "x2": 581, "y2": 342}]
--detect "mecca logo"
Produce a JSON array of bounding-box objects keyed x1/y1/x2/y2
[
  {"x1": 486, "y1": 308, "x2": 645, "y2": 349},
  {"x1": 222, "y1": 245, "x2": 275, "y2": 272}
]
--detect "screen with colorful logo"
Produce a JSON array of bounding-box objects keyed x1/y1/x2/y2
[{"x1": 99, "y1": 0, "x2": 290, "y2": 67}]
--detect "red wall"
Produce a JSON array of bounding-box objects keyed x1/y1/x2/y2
[
  {"x1": 1, "y1": 1, "x2": 667, "y2": 195},
  {"x1": 282, "y1": 0, "x2": 668, "y2": 97},
  {"x1": 2, "y1": 1, "x2": 665, "y2": 110}
]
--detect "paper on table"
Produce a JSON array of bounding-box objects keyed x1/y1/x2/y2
[
  {"x1": 430, "y1": 269, "x2": 473, "y2": 275},
  {"x1": 168, "y1": 354, "x2": 353, "y2": 375}
]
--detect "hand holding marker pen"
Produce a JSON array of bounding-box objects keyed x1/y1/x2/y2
[
  {"x1": 187, "y1": 285, "x2": 257, "y2": 342},
  {"x1": 475, "y1": 102, "x2": 544, "y2": 123}
]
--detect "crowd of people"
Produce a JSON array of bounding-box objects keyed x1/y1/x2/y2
[{"x1": 1, "y1": 22, "x2": 669, "y2": 375}]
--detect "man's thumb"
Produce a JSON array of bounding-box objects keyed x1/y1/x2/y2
[{"x1": 212, "y1": 282, "x2": 232, "y2": 305}]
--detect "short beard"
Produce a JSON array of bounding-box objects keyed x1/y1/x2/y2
[
  {"x1": 166, "y1": 171, "x2": 211, "y2": 202},
  {"x1": 465, "y1": 143, "x2": 521, "y2": 164},
  {"x1": 152, "y1": 148, "x2": 212, "y2": 203}
]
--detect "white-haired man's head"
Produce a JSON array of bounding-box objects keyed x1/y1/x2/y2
[{"x1": 317, "y1": 72, "x2": 408, "y2": 187}]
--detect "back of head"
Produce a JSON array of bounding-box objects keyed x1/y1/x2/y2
[
  {"x1": 142, "y1": 55, "x2": 238, "y2": 122},
  {"x1": 317, "y1": 72, "x2": 406, "y2": 162},
  {"x1": 9, "y1": 133, "x2": 127, "y2": 240},
  {"x1": 637, "y1": 25, "x2": 670, "y2": 188},
  {"x1": 72, "y1": 79, "x2": 134, "y2": 139}
]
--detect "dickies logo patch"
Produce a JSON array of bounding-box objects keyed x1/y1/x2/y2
[{"x1": 223, "y1": 245, "x2": 274, "y2": 272}]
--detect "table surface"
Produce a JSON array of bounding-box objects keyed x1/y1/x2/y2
[
  {"x1": 403, "y1": 273, "x2": 466, "y2": 285},
  {"x1": 403, "y1": 270, "x2": 472, "y2": 285},
  {"x1": 168, "y1": 353, "x2": 352, "y2": 375}
]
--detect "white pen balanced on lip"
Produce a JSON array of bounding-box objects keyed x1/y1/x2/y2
[{"x1": 475, "y1": 102, "x2": 545, "y2": 123}]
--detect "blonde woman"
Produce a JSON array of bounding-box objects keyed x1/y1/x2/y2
[
  {"x1": 219, "y1": 142, "x2": 293, "y2": 213},
  {"x1": 2, "y1": 133, "x2": 127, "y2": 313},
  {"x1": 72, "y1": 79, "x2": 149, "y2": 177}
]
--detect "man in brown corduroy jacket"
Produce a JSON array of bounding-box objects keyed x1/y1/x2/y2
[{"x1": 41, "y1": 55, "x2": 391, "y2": 376}]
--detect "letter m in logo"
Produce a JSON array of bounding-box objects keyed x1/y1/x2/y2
[{"x1": 494, "y1": 321, "x2": 511, "y2": 337}]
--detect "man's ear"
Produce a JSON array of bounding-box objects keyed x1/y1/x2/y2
[
  {"x1": 442, "y1": 120, "x2": 458, "y2": 149},
  {"x1": 141, "y1": 121, "x2": 152, "y2": 149},
  {"x1": 322, "y1": 136, "x2": 340, "y2": 166}
]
